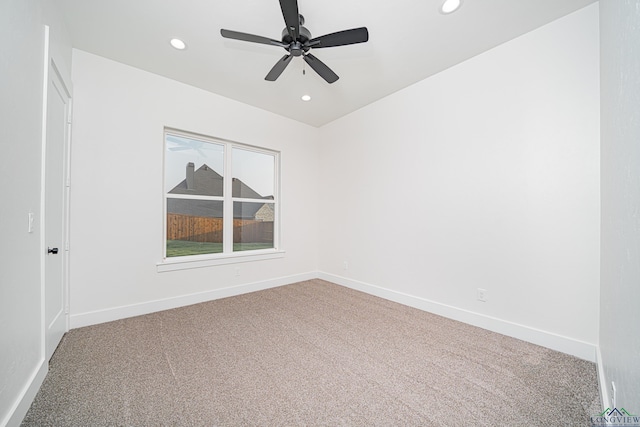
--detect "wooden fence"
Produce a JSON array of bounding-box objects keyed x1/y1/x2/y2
[{"x1": 167, "y1": 213, "x2": 273, "y2": 243}]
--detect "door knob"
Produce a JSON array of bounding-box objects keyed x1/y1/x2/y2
[{"x1": 47, "y1": 247, "x2": 59, "y2": 254}]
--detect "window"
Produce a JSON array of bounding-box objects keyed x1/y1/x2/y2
[{"x1": 164, "y1": 129, "x2": 278, "y2": 260}]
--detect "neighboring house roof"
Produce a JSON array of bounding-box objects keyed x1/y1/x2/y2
[
  {"x1": 167, "y1": 199, "x2": 273, "y2": 220},
  {"x1": 169, "y1": 163, "x2": 223, "y2": 197},
  {"x1": 168, "y1": 163, "x2": 274, "y2": 219},
  {"x1": 167, "y1": 198, "x2": 224, "y2": 218}
]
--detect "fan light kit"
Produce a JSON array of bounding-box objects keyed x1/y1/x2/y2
[
  {"x1": 440, "y1": 0, "x2": 462, "y2": 14},
  {"x1": 170, "y1": 38, "x2": 187, "y2": 50},
  {"x1": 221, "y1": 0, "x2": 369, "y2": 83}
]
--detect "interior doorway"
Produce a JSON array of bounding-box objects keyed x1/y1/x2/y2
[{"x1": 43, "y1": 48, "x2": 72, "y2": 361}]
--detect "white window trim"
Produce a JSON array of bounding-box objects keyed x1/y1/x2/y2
[
  {"x1": 158, "y1": 128, "x2": 281, "y2": 271},
  {"x1": 156, "y1": 249, "x2": 285, "y2": 272}
]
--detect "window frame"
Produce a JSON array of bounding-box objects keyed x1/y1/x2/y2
[{"x1": 158, "y1": 128, "x2": 283, "y2": 272}]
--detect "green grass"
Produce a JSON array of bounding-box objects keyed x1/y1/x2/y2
[
  {"x1": 233, "y1": 242, "x2": 274, "y2": 252},
  {"x1": 166, "y1": 240, "x2": 273, "y2": 257},
  {"x1": 166, "y1": 240, "x2": 222, "y2": 257}
]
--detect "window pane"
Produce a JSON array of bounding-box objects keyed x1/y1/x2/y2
[
  {"x1": 166, "y1": 198, "x2": 223, "y2": 257},
  {"x1": 166, "y1": 134, "x2": 224, "y2": 196},
  {"x1": 232, "y1": 148, "x2": 274, "y2": 199},
  {"x1": 233, "y1": 202, "x2": 274, "y2": 252}
]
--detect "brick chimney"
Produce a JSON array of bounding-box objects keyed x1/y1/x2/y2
[{"x1": 186, "y1": 162, "x2": 195, "y2": 190}]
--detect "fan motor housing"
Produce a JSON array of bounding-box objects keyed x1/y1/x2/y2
[
  {"x1": 282, "y1": 25, "x2": 311, "y2": 44},
  {"x1": 282, "y1": 25, "x2": 311, "y2": 56}
]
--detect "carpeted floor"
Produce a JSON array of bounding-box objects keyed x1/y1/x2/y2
[{"x1": 22, "y1": 279, "x2": 601, "y2": 426}]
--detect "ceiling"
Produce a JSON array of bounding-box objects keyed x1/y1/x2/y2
[{"x1": 58, "y1": 0, "x2": 597, "y2": 127}]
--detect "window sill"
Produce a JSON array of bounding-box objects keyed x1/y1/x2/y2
[{"x1": 156, "y1": 250, "x2": 285, "y2": 272}]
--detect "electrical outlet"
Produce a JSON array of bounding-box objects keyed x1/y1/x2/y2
[
  {"x1": 477, "y1": 288, "x2": 487, "y2": 302},
  {"x1": 235, "y1": 267, "x2": 240, "y2": 277},
  {"x1": 343, "y1": 261, "x2": 349, "y2": 271}
]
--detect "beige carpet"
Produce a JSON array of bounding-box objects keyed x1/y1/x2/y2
[{"x1": 22, "y1": 279, "x2": 600, "y2": 426}]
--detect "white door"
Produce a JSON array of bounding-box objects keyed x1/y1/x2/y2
[{"x1": 44, "y1": 59, "x2": 71, "y2": 361}]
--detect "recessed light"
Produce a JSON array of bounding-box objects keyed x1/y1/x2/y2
[
  {"x1": 170, "y1": 38, "x2": 187, "y2": 50},
  {"x1": 301, "y1": 95, "x2": 311, "y2": 102},
  {"x1": 440, "y1": 0, "x2": 462, "y2": 14}
]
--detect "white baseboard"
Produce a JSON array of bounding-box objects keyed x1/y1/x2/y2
[
  {"x1": 70, "y1": 272, "x2": 317, "y2": 329},
  {"x1": 2, "y1": 358, "x2": 47, "y2": 427},
  {"x1": 319, "y1": 272, "x2": 597, "y2": 362},
  {"x1": 596, "y1": 346, "x2": 609, "y2": 410}
]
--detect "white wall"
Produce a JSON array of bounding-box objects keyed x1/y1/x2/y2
[
  {"x1": 0, "y1": 1, "x2": 72, "y2": 426},
  {"x1": 69, "y1": 50, "x2": 320, "y2": 326},
  {"x1": 599, "y1": 0, "x2": 640, "y2": 410},
  {"x1": 318, "y1": 4, "x2": 600, "y2": 360}
]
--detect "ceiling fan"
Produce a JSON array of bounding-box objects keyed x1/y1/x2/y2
[{"x1": 220, "y1": 0, "x2": 369, "y2": 84}]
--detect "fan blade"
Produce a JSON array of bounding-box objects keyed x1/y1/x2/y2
[
  {"x1": 221, "y1": 29, "x2": 286, "y2": 47},
  {"x1": 265, "y1": 55, "x2": 294, "y2": 81},
  {"x1": 166, "y1": 135, "x2": 188, "y2": 144},
  {"x1": 279, "y1": 0, "x2": 299, "y2": 40},
  {"x1": 308, "y1": 27, "x2": 369, "y2": 49},
  {"x1": 303, "y1": 53, "x2": 339, "y2": 84}
]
